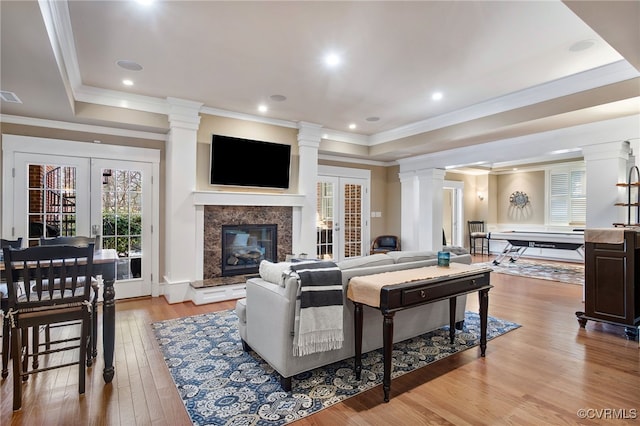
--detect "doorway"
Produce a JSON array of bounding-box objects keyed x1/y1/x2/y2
[
  {"x1": 2, "y1": 135, "x2": 160, "y2": 300},
  {"x1": 443, "y1": 180, "x2": 464, "y2": 247},
  {"x1": 316, "y1": 166, "x2": 370, "y2": 262}
]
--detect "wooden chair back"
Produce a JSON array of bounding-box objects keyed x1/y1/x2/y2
[
  {"x1": 40, "y1": 235, "x2": 100, "y2": 251},
  {"x1": 2, "y1": 244, "x2": 94, "y2": 309}
]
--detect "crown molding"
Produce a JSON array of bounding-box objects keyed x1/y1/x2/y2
[
  {"x1": 370, "y1": 60, "x2": 639, "y2": 145},
  {"x1": 318, "y1": 154, "x2": 394, "y2": 168},
  {"x1": 0, "y1": 114, "x2": 167, "y2": 141},
  {"x1": 199, "y1": 105, "x2": 298, "y2": 129}
]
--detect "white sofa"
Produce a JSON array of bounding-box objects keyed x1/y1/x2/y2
[{"x1": 235, "y1": 249, "x2": 472, "y2": 390}]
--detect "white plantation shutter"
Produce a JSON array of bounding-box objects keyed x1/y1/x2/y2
[{"x1": 548, "y1": 167, "x2": 586, "y2": 225}]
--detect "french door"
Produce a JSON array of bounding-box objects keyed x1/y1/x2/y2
[
  {"x1": 317, "y1": 166, "x2": 370, "y2": 262},
  {"x1": 3, "y1": 135, "x2": 158, "y2": 300}
]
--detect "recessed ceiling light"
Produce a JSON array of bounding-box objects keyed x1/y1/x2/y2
[
  {"x1": 569, "y1": 39, "x2": 595, "y2": 52},
  {"x1": 366, "y1": 116, "x2": 380, "y2": 122},
  {"x1": 432, "y1": 92, "x2": 443, "y2": 101},
  {"x1": 0, "y1": 90, "x2": 22, "y2": 103},
  {"x1": 122, "y1": 79, "x2": 134, "y2": 86},
  {"x1": 348, "y1": 123, "x2": 356, "y2": 130},
  {"x1": 270, "y1": 94, "x2": 287, "y2": 102},
  {"x1": 136, "y1": 0, "x2": 155, "y2": 5},
  {"x1": 325, "y1": 53, "x2": 341, "y2": 67},
  {"x1": 116, "y1": 60, "x2": 143, "y2": 71},
  {"x1": 258, "y1": 104, "x2": 268, "y2": 113}
]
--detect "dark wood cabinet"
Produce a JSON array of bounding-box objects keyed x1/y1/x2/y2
[{"x1": 576, "y1": 229, "x2": 640, "y2": 339}]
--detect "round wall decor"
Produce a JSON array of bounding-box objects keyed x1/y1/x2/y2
[{"x1": 509, "y1": 191, "x2": 529, "y2": 208}]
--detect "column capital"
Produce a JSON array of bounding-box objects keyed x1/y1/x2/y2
[
  {"x1": 415, "y1": 168, "x2": 446, "y2": 180},
  {"x1": 297, "y1": 121, "x2": 323, "y2": 148},
  {"x1": 167, "y1": 97, "x2": 203, "y2": 131},
  {"x1": 581, "y1": 140, "x2": 631, "y2": 161},
  {"x1": 398, "y1": 171, "x2": 416, "y2": 183}
]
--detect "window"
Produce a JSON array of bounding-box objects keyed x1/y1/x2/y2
[{"x1": 548, "y1": 166, "x2": 586, "y2": 225}]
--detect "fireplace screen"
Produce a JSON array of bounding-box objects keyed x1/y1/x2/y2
[{"x1": 221, "y1": 224, "x2": 277, "y2": 276}]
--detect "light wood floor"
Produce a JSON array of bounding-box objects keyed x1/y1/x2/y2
[{"x1": 2, "y1": 256, "x2": 639, "y2": 425}]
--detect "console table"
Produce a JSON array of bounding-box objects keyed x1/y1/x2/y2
[{"x1": 347, "y1": 263, "x2": 493, "y2": 402}]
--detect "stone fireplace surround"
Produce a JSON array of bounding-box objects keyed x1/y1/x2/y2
[
  {"x1": 204, "y1": 205, "x2": 292, "y2": 279},
  {"x1": 187, "y1": 191, "x2": 305, "y2": 305}
]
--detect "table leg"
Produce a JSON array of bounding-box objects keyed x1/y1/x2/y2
[
  {"x1": 354, "y1": 302, "x2": 363, "y2": 380},
  {"x1": 102, "y1": 266, "x2": 116, "y2": 383},
  {"x1": 382, "y1": 312, "x2": 394, "y2": 403},
  {"x1": 479, "y1": 288, "x2": 489, "y2": 356},
  {"x1": 449, "y1": 297, "x2": 456, "y2": 344}
]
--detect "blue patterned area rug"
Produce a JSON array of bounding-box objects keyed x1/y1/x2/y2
[
  {"x1": 477, "y1": 259, "x2": 584, "y2": 285},
  {"x1": 152, "y1": 310, "x2": 520, "y2": 426}
]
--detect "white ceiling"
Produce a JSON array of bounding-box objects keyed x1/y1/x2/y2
[{"x1": 1, "y1": 0, "x2": 639, "y2": 166}]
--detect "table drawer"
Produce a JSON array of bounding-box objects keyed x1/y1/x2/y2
[{"x1": 400, "y1": 274, "x2": 488, "y2": 306}]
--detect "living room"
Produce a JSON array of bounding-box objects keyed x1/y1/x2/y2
[{"x1": 1, "y1": 0, "x2": 639, "y2": 424}]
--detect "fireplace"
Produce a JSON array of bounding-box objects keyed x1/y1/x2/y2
[{"x1": 221, "y1": 224, "x2": 277, "y2": 276}]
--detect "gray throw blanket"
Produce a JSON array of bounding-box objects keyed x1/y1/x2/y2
[{"x1": 290, "y1": 261, "x2": 343, "y2": 356}]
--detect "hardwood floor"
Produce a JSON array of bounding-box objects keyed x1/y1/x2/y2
[{"x1": 2, "y1": 255, "x2": 639, "y2": 425}]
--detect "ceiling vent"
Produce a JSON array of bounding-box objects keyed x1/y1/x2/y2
[{"x1": 1, "y1": 90, "x2": 22, "y2": 103}]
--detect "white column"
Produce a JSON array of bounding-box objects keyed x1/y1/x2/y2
[
  {"x1": 164, "y1": 97, "x2": 203, "y2": 303},
  {"x1": 582, "y1": 140, "x2": 631, "y2": 228},
  {"x1": 399, "y1": 171, "x2": 418, "y2": 251},
  {"x1": 296, "y1": 122, "x2": 322, "y2": 257},
  {"x1": 416, "y1": 168, "x2": 446, "y2": 251}
]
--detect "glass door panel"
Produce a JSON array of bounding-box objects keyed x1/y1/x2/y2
[
  {"x1": 316, "y1": 181, "x2": 335, "y2": 260},
  {"x1": 14, "y1": 154, "x2": 90, "y2": 247},
  {"x1": 342, "y1": 183, "x2": 363, "y2": 259},
  {"x1": 92, "y1": 159, "x2": 152, "y2": 299}
]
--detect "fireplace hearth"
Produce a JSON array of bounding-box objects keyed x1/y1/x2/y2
[{"x1": 221, "y1": 224, "x2": 277, "y2": 276}]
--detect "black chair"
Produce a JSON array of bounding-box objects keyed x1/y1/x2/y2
[
  {"x1": 468, "y1": 221, "x2": 489, "y2": 255},
  {"x1": 1, "y1": 238, "x2": 23, "y2": 379},
  {"x1": 39, "y1": 236, "x2": 101, "y2": 362},
  {"x1": 3, "y1": 244, "x2": 94, "y2": 411},
  {"x1": 370, "y1": 235, "x2": 400, "y2": 255}
]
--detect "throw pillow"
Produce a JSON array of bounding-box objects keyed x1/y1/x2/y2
[{"x1": 259, "y1": 260, "x2": 294, "y2": 287}]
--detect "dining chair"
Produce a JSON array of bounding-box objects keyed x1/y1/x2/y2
[
  {"x1": 39, "y1": 236, "x2": 101, "y2": 362},
  {"x1": 3, "y1": 243, "x2": 94, "y2": 411},
  {"x1": 1, "y1": 237, "x2": 23, "y2": 379},
  {"x1": 468, "y1": 221, "x2": 489, "y2": 255}
]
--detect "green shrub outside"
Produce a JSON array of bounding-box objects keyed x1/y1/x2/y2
[{"x1": 102, "y1": 213, "x2": 142, "y2": 255}]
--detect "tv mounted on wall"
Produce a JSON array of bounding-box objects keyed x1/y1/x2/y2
[{"x1": 209, "y1": 134, "x2": 291, "y2": 189}]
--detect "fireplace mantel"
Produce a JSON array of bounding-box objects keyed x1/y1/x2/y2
[{"x1": 193, "y1": 190, "x2": 306, "y2": 207}]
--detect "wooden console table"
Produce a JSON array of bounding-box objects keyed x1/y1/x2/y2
[{"x1": 347, "y1": 263, "x2": 493, "y2": 402}]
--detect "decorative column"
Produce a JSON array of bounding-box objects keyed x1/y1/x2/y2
[
  {"x1": 416, "y1": 168, "x2": 446, "y2": 251},
  {"x1": 399, "y1": 171, "x2": 418, "y2": 251},
  {"x1": 296, "y1": 122, "x2": 323, "y2": 257},
  {"x1": 399, "y1": 168, "x2": 446, "y2": 251},
  {"x1": 582, "y1": 140, "x2": 631, "y2": 228},
  {"x1": 164, "y1": 97, "x2": 203, "y2": 303}
]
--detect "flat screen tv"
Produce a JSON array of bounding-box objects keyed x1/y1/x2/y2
[{"x1": 210, "y1": 134, "x2": 291, "y2": 189}]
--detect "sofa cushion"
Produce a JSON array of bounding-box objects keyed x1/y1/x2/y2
[
  {"x1": 443, "y1": 246, "x2": 469, "y2": 255},
  {"x1": 337, "y1": 254, "x2": 394, "y2": 270},
  {"x1": 386, "y1": 250, "x2": 438, "y2": 263},
  {"x1": 258, "y1": 260, "x2": 294, "y2": 287}
]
